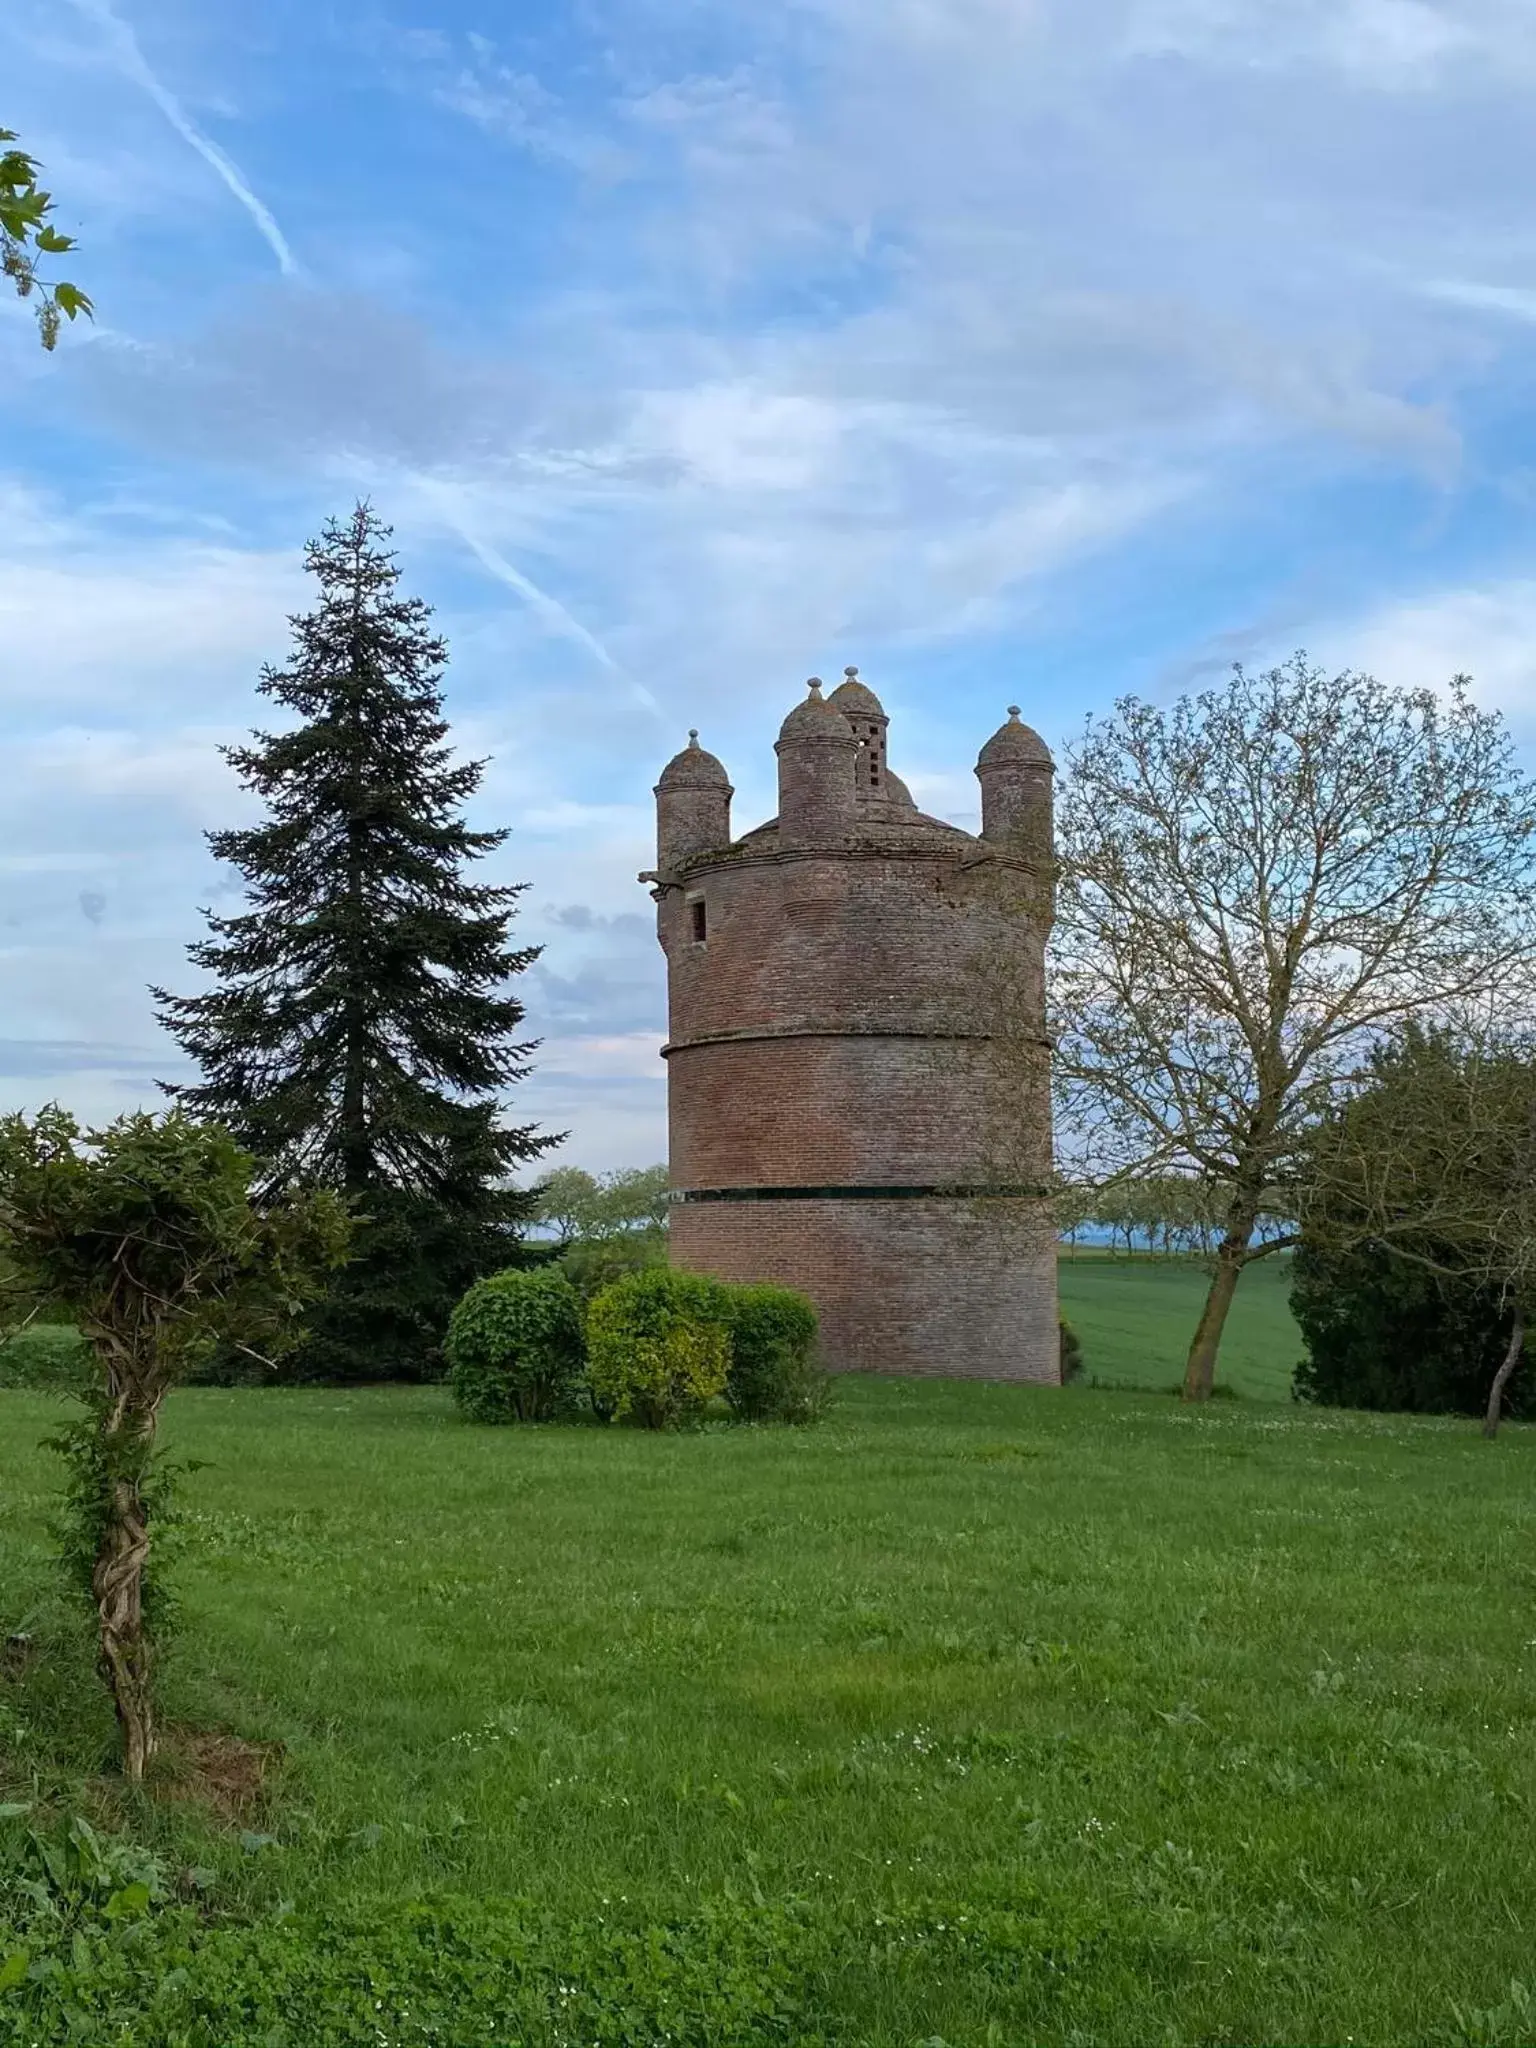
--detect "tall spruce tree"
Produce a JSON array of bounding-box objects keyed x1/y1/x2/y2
[{"x1": 153, "y1": 503, "x2": 556, "y2": 1380}]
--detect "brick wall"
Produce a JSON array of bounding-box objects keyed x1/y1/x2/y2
[{"x1": 671, "y1": 1195, "x2": 1058, "y2": 1382}]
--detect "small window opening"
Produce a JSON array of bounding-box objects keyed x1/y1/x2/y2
[{"x1": 691, "y1": 899, "x2": 707, "y2": 943}]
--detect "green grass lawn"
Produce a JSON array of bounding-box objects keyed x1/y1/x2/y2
[
  {"x1": 1058, "y1": 1251, "x2": 1302, "y2": 1400},
  {"x1": 2, "y1": 1370, "x2": 1533, "y2": 2046}
]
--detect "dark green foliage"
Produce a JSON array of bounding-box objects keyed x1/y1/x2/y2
[
  {"x1": 1294, "y1": 1024, "x2": 1536, "y2": 1417},
  {"x1": 585, "y1": 1268, "x2": 732, "y2": 1428},
  {"x1": 273, "y1": 1188, "x2": 525, "y2": 1386},
  {"x1": 1059, "y1": 1316, "x2": 1083, "y2": 1383},
  {"x1": 152, "y1": 505, "x2": 554, "y2": 1382},
  {"x1": 1291, "y1": 1238, "x2": 1530, "y2": 1416},
  {"x1": 722, "y1": 1283, "x2": 824, "y2": 1422},
  {"x1": 559, "y1": 1223, "x2": 668, "y2": 1302},
  {"x1": 446, "y1": 1267, "x2": 585, "y2": 1423}
]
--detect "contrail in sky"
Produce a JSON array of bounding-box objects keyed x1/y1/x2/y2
[
  {"x1": 68, "y1": 0, "x2": 299, "y2": 276},
  {"x1": 413, "y1": 476, "x2": 663, "y2": 718}
]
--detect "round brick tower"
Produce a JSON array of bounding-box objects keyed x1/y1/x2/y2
[{"x1": 645, "y1": 670, "x2": 1057, "y2": 1382}]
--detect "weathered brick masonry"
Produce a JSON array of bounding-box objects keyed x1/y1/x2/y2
[{"x1": 644, "y1": 668, "x2": 1057, "y2": 1382}]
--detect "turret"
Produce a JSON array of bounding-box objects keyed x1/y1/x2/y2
[
  {"x1": 775, "y1": 679, "x2": 859, "y2": 848},
  {"x1": 976, "y1": 706, "x2": 1053, "y2": 855},
  {"x1": 828, "y1": 665, "x2": 890, "y2": 801},
  {"x1": 656, "y1": 731, "x2": 732, "y2": 871}
]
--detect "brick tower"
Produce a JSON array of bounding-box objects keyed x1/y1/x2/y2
[{"x1": 645, "y1": 669, "x2": 1057, "y2": 1382}]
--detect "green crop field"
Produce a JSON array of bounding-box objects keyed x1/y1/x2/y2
[
  {"x1": 1058, "y1": 1250, "x2": 1303, "y2": 1401},
  {"x1": 2, "y1": 1341, "x2": 1533, "y2": 2044}
]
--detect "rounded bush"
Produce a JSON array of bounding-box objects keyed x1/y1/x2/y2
[
  {"x1": 1059, "y1": 1317, "x2": 1084, "y2": 1384},
  {"x1": 723, "y1": 1284, "x2": 824, "y2": 1423},
  {"x1": 445, "y1": 1267, "x2": 585, "y2": 1423},
  {"x1": 586, "y1": 1268, "x2": 731, "y2": 1428}
]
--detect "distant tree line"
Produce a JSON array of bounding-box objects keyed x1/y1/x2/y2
[
  {"x1": 1055, "y1": 1176, "x2": 1291, "y2": 1258},
  {"x1": 525, "y1": 1165, "x2": 671, "y2": 1301},
  {"x1": 529, "y1": 1165, "x2": 670, "y2": 1246}
]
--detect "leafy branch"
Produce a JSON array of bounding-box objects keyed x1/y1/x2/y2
[{"x1": 1, "y1": 129, "x2": 93, "y2": 350}]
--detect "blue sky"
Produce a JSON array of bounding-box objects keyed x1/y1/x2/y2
[{"x1": 4, "y1": 0, "x2": 1536, "y2": 1170}]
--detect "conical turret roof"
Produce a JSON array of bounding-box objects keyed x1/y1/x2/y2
[
  {"x1": 828, "y1": 665, "x2": 886, "y2": 720},
  {"x1": 657, "y1": 730, "x2": 731, "y2": 790},
  {"x1": 778, "y1": 679, "x2": 855, "y2": 744},
  {"x1": 977, "y1": 705, "x2": 1052, "y2": 768}
]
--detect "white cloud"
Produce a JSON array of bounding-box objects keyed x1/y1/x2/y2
[
  {"x1": 1426, "y1": 280, "x2": 1536, "y2": 325},
  {"x1": 433, "y1": 58, "x2": 631, "y2": 180},
  {"x1": 15, "y1": 726, "x2": 253, "y2": 821},
  {"x1": 1334, "y1": 580, "x2": 1536, "y2": 720},
  {"x1": 536, "y1": 1031, "x2": 667, "y2": 1082},
  {"x1": 0, "y1": 535, "x2": 302, "y2": 708},
  {"x1": 1122, "y1": 0, "x2": 1531, "y2": 84}
]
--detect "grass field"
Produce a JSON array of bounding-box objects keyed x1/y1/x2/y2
[{"x1": 2, "y1": 1354, "x2": 1533, "y2": 2044}]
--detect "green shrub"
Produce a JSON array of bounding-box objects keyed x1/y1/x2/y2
[
  {"x1": 445, "y1": 1267, "x2": 585, "y2": 1423},
  {"x1": 585, "y1": 1268, "x2": 731, "y2": 1428},
  {"x1": 723, "y1": 1283, "x2": 825, "y2": 1422},
  {"x1": 559, "y1": 1223, "x2": 668, "y2": 1302},
  {"x1": 1059, "y1": 1317, "x2": 1084, "y2": 1384}
]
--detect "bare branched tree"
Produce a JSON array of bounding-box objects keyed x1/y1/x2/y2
[{"x1": 1043, "y1": 655, "x2": 1536, "y2": 1400}]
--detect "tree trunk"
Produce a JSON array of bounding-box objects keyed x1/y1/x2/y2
[
  {"x1": 1482, "y1": 1307, "x2": 1525, "y2": 1440},
  {"x1": 89, "y1": 1358, "x2": 163, "y2": 1784},
  {"x1": 1182, "y1": 1200, "x2": 1259, "y2": 1402},
  {"x1": 93, "y1": 1465, "x2": 154, "y2": 1782}
]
